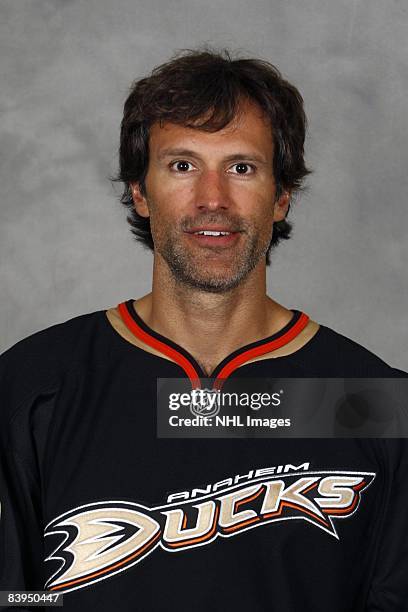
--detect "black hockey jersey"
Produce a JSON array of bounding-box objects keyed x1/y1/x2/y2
[{"x1": 0, "y1": 299, "x2": 407, "y2": 611}]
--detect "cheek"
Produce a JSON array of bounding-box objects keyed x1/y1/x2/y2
[
  {"x1": 234, "y1": 189, "x2": 274, "y2": 230},
  {"x1": 230, "y1": 178, "x2": 275, "y2": 211},
  {"x1": 251, "y1": 202, "x2": 275, "y2": 243},
  {"x1": 146, "y1": 179, "x2": 194, "y2": 218}
]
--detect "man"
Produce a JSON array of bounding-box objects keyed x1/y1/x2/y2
[{"x1": 0, "y1": 50, "x2": 407, "y2": 611}]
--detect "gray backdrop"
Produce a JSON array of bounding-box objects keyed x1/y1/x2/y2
[{"x1": 1, "y1": 0, "x2": 407, "y2": 370}]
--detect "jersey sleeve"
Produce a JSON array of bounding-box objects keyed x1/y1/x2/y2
[
  {"x1": 366, "y1": 439, "x2": 408, "y2": 610},
  {"x1": 0, "y1": 444, "x2": 44, "y2": 595},
  {"x1": 0, "y1": 335, "x2": 61, "y2": 607}
]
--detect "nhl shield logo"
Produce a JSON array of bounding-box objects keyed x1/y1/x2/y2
[{"x1": 189, "y1": 388, "x2": 220, "y2": 418}]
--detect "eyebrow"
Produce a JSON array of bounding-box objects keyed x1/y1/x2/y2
[{"x1": 157, "y1": 147, "x2": 269, "y2": 165}]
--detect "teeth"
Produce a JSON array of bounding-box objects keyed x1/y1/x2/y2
[{"x1": 194, "y1": 230, "x2": 231, "y2": 236}]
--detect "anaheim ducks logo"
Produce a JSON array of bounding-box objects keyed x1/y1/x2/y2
[{"x1": 44, "y1": 467, "x2": 375, "y2": 593}]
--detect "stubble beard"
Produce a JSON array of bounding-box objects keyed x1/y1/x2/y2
[{"x1": 152, "y1": 215, "x2": 272, "y2": 294}]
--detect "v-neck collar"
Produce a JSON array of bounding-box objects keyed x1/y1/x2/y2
[{"x1": 118, "y1": 299, "x2": 310, "y2": 388}]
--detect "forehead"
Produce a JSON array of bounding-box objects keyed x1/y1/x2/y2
[{"x1": 148, "y1": 100, "x2": 274, "y2": 161}]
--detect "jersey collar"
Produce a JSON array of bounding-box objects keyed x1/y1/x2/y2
[{"x1": 117, "y1": 299, "x2": 310, "y2": 389}]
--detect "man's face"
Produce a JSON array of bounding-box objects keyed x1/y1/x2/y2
[{"x1": 132, "y1": 100, "x2": 289, "y2": 292}]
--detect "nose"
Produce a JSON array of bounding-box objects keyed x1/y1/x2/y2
[{"x1": 195, "y1": 170, "x2": 230, "y2": 212}]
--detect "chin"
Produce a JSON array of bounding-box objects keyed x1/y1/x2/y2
[{"x1": 181, "y1": 271, "x2": 248, "y2": 293}]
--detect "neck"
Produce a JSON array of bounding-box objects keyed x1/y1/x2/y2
[{"x1": 134, "y1": 256, "x2": 293, "y2": 376}]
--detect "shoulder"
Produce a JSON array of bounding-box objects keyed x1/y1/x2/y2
[
  {"x1": 1, "y1": 308, "x2": 104, "y2": 366},
  {"x1": 0, "y1": 308, "x2": 110, "y2": 419},
  {"x1": 296, "y1": 319, "x2": 407, "y2": 377}
]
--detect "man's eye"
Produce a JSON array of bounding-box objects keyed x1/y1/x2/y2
[
  {"x1": 228, "y1": 163, "x2": 255, "y2": 175},
  {"x1": 170, "y1": 160, "x2": 194, "y2": 172}
]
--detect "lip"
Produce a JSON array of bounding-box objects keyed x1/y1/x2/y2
[
  {"x1": 184, "y1": 228, "x2": 242, "y2": 248},
  {"x1": 185, "y1": 226, "x2": 241, "y2": 233}
]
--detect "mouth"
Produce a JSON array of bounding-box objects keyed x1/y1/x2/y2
[
  {"x1": 192, "y1": 230, "x2": 232, "y2": 236},
  {"x1": 184, "y1": 227, "x2": 242, "y2": 248}
]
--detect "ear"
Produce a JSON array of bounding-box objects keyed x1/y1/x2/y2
[
  {"x1": 272, "y1": 190, "x2": 291, "y2": 222},
  {"x1": 130, "y1": 182, "x2": 150, "y2": 218}
]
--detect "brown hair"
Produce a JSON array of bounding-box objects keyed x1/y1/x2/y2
[{"x1": 113, "y1": 48, "x2": 311, "y2": 264}]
